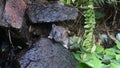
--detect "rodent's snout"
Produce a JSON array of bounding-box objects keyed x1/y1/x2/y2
[
  {"x1": 54, "y1": 36, "x2": 62, "y2": 42},
  {"x1": 48, "y1": 36, "x2": 53, "y2": 39}
]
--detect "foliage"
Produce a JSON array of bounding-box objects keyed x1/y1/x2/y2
[
  {"x1": 95, "y1": 11, "x2": 104, "y2": 20},
  {"x1": 93, "y1": 0, "x2": 117, "y2": 6},
  {"x1": 73, "y1": 41, "x2": 120, "y2": 68},
  {"x1": 60, "y1": 0, "x2": 72, "y2": 4},
  {"x1": 81, "y1": 1, "x2": 96, "y2": 53},
  {"x1": 61, "y1": 0, "x2": 120, "y2": 68},
  {"x1": 60, "y1": 0, "x2": 118, "y2": 6}
]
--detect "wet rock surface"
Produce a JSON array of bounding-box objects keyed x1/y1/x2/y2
[
  {"x1": 26, "y1": 2, "x2": 78, "y2": 23},
  {"x1": 19, "y1": 38, "x2": 78, "y2": 68}
]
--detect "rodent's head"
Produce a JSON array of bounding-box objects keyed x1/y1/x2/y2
[{"x1": 48, "y1": 24, "x2": 68, "y2": 43}]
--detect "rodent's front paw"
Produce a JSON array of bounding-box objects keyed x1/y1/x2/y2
[
  {"x1": 63, "y1": 44, "x2": 68, "y2": 49},
  {"x1": 48, "y1": 36, "x2": 52, "y2": 39}
]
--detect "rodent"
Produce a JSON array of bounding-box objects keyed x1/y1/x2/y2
[{"x1": 48, "y1": 24, "x2": 69, "y2": 49}]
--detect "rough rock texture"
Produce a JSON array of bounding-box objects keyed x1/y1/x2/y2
[
  {"x1": 26, "y1": 2, "x2": 78, "y2": 23},
  {"x1": 19, "y1": 38, "x2": 78, "y2": 68},
  {"x1": 4, "y1": 0, "x2": 27, "y2": 29},
  {"x1": 0, "y1": 1, "x2": 8, "y2": 27},
  {"x1": 24, "y1": 0, "x2": 48, "y2": 4}
]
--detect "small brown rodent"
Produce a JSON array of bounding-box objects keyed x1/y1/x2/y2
[{"x1": 48, "y1": 24, "x2": 69, "y2": 49}]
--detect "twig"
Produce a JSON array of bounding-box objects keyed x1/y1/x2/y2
[
  {"x1": 8, "y1": 29, "x2": 14, "y2": 48},
  {"x1": 103, "y1": 11, "x2": 118, "y2": 42},
  {"x1": 112, "y1": 5, "x2": 118, "y2": 26},
  {"x1": 106, "y1": 28, "x2": 117, "y2": 42}
]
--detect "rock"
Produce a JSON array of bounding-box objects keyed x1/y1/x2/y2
[
  {"x1": 116, "y1": 33, "x2": 120, "y2": 41},
  {"x1": 24, "y1": 0, "x2": 48, "y2": 5},
  {"x1": 3, "y1": 0, "x2": 27, "y2": 29},
  {"x1": 26, "y1": 2, "x2": 78, "y2": 23},
  {"x1": 0, "y1": 1, "x2": 8, "y2": 27},
  {"x1": 19, "y1": 38, "x2": 78, "y2": 68}
]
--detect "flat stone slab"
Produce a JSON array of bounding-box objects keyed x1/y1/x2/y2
[{"x1": 26, "y1": 2, "x2": 78, "y2": 23}]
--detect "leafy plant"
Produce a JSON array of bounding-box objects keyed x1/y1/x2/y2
[
  {"x1": 61, "y1": 0, "x2": 120, "y2": 68},
  {"x1": 93, "y1": 0, "x2": 117, "y2": 6},
  {"x1": 60, "y1": 0, "x2": 72, "y2": 4},
  {"x1": 95, "y1": 11, "x2": 104, "y2": 20},
  {"x1": 81, "y1": 1, "x2": 96, "y2": 53}
]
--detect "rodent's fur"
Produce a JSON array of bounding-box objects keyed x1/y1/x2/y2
[{"x1": 48, "y1": 24, "x2": 69, "y2": 49}]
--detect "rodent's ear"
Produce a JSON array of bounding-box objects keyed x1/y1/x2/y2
[{"x1": 52, "y1": 24, "x2": 56, "y2": 28}]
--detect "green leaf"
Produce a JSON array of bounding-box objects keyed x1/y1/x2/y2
[
  {"x1": 95, "y1": 44, "x2": 104, "y2": 53},
  {"x1": 104, "y1": 48, "x2": 116, "y2": 56},
  {"x1": 98, "y1": 0, "x2": 104, "y2": 6},
  {"x1": 101, "y1": 64, "x2": 110, "y2": 68},
  {"x1": 60, "y1": 0, "x2": 66, "y2": 3},
  {"x1": 109, "y1": 63, "x2": 118, "y2": 68},
  {"x1": 88, "y1": 4, "x2": 93, "y2": 9},
  {"x1": 85, "y1": 57, "x2": 102, "y2": 68},
  {"x1": 77, "y1": 37, "x2": 81, "y2": 44},
  {"x1": 103, "y1": 48, "x2": 116, "y2": 63},
  {"x1": 115, "y1": 55, "x2": 120, "y2": 60},
  {"x1": 77, "y1": 62, "x2": 92, "y2": 68},
  {"x1": 66, "y1": 0, "x2": 71, "y2": 4},
  {"x1": 116, "y1": 41, "x2": 120, "y2": 50},
  {"x1": 103, "y1": 55, "x2": 115, "y2": 62},
  {"x1": 93, "y1": 58, "x2": 102, "y2": 68},
  {"x1": 91, "y1": 44, "x2": 96, "y2": 53},
  {"x1": 72, "y1": 0, "x2": 75, "y2": 3},
  {"x1": 87, "y1": 53, "x2": 94, "y2": 58},
  {"x1": 73, "y1": 53, "x2": 81, "y2": 61}
]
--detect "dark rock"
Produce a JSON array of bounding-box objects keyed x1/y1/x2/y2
[
  {"x1": 3, "y1": 0, "x2": 27, "y2": 29},
  {"x1": 24, "y1": 0, "x2": 59, "y2": 5},
  {"x1": 0, "y1": 1, "x2": 8, "y2": 27},
  {"x1": 19, "y1": 38, "x2": 78, "y2": 68},
  {"x1": 24, "y1": 0, "x2": 48, "y2": 5},
  {"x1": 26, "y1": 2, "x2": 78, "y2": 23},
  {"x1": 29, "y1": 24, "x2": 52, "y2": 40}
]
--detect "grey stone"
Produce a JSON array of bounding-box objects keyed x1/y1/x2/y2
[
  {"x1": 26, "y1": 2, "x2": 78, "y2": 23},
  {"x1": 19, "y1": 38, "x2": 78, "y2": 68}
]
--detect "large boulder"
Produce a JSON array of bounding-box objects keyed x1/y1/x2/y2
[
  {"x1": 19, "y1": 38, "x2": 78, "y2": 68},
  {"x1": 26, "y1": 2, "x2": 78, "y2": 23},
  {"x1": 3, "y1": 0, "x2": 27, "y2": 29}
]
